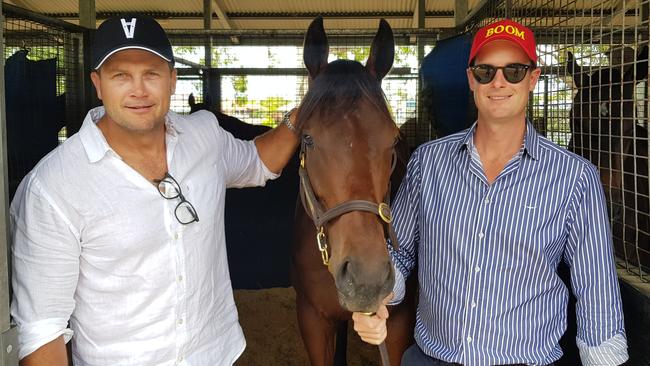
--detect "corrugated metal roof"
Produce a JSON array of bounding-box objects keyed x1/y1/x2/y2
[
  {"x1": 3, "y1": 0, "x2": 644, "y2": 30},
  {"x1": 4, "y1": 0, "x2": 461, "y2": 29}
]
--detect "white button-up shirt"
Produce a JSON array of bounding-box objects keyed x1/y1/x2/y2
[{"x1": 10, "y1": 107, "x2": 278, "y2": 365}]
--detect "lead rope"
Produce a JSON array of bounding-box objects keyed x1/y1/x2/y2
[
  {"x1": 378, "y1": 342, "x2": 390, "y2": 366},
  {"x1": 359, "y1": 311, "x2": 391, "y2": 366}
]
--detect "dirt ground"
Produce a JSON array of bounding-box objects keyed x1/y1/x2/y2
[{"x1": 233, "y1": 287, "x2": 382, "y2": 366}]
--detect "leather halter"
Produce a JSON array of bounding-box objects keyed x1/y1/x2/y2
[{"x1": 298, "y1": 137, "x2": 399, "y2": 266}]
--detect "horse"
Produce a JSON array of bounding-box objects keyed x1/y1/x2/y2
[
  {"x1": 188, "y1": 94, "x2": 300, "y2": 289},
  {"x1": 292, "y1": 17, "x2": 415, "y2": 366},
  {"x1": 566, "y1": 46, "x2": 649, "y2": 271},
  {"x1": 188, "y1": 93, "x2": 271, "y2": 139}
]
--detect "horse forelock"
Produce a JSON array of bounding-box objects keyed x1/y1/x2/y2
[{"x1": 296, "y1": 59, "x2": 394, "y2": 134}]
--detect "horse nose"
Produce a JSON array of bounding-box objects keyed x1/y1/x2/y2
[{"x1": 335, "y1": 257, "x2": 395, "y2": 309}]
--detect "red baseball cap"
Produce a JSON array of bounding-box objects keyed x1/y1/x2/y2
[{"x1": 468, "y1": 19, "x2": 537, "y2": 66}]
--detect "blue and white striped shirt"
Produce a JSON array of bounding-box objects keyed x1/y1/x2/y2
[{"x1": 391, "y1": 122, "x2": 628, "y2": 366}]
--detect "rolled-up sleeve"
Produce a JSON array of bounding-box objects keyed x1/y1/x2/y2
[
  {"x1": 10, "y1": 176, "x2": 80, "y2": 359},
  {"x1": 565, "y1": 164, "x2": 628, "y2": 365}
]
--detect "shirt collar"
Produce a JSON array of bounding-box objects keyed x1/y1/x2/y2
[
  {"x1": 79, "y1": 106, "x2": 183, "y2": 163},
  {"x1": 455, "y1": 120, "x2": 540, "y2": 161}
]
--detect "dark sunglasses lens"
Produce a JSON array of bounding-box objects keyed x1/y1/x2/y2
[
  {"x1": 472, "y1": 65, "x2": 495, "y2": 84},
  {"x1": 503, "y1": 64, "x2": 528, "y2": 83}
]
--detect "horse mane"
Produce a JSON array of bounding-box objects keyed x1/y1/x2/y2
[{"x1": 296, "y1": 59, "x2": 393, "y2": 132}]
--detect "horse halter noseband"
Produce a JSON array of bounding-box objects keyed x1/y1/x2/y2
[{"x1": 298, "y1": 136, "x2": 399, "y2": 266}]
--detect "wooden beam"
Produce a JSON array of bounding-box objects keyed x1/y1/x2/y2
[{"x1": 212, "y1": 0, "x2": 234, "y2": 30}]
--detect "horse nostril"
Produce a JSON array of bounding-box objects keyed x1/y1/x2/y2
[
  {"x1": 340, "y1": 259, "x2": 351, "y2": 277},
  {"x1": 337, "y1": 258, "x2": 356, "y2": 284}
]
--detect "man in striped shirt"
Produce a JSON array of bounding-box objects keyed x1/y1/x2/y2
[{"x1": 352, "y1": 19, "x2": 628, "y2": 365}]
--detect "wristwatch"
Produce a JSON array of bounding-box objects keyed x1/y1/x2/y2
[{"x1": 283, "y1": 108, "x2": 298, "y2": 134}]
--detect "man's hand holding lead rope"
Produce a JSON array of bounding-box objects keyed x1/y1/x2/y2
[{"x1": 351, "y1": 293, "x2": 393, "y2": 345}]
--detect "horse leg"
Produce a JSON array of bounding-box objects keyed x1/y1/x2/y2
[{"x1": 296, "y1": 293, "x2": 339, "y2": 366}]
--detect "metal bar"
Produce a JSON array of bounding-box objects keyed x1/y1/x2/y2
[
  {"x1": 166, "y1": 28, "x2": 440, "y2": 37},
  {"x1": 0, "y1": 8, "x2": 11, "y2": 332},
  {"x1": 47, "y1": 10, "x2": 455, "y2": 20},
  {"x1": 455, "y1": 0, "x2": 468, "y2": 27},
  {"x1": 78, "y1": 0, "x2": 95, "y2": 29},
  {"x1": 0, "y1": 326, "x2": 18, "y2": 365},
  {"x1": 505, "y1": 0, "x2": 512, "y2": 19},
  {"x1": 176, "y1": 66, "x2": 415, "y2": 77},
  {"x1": 2, "y1": 3, "x2": 88, "y2": 32},
  {"x1": 203, "y1": 0, "x2": 212, "y2": 30},
  {"x1": 456, "y1": 0, "x2": 496, "y2": 30},
  {"x1": 0, "y1": 6, "x2": 18, "y2": 364},
  {"x1": 169, "y1": 35, "x2": 438, "y2": 49},
  {"x1": 176, "y1": 57, "x2": 207, "y2": 70},
  {"x1": 212, "y1": 0, "x2": 233, "y2": 29},
  {"x1": 413, "y1": 0, "x2": 425, "y2": 29},
  {"x1": 203, "y1": 0, "x2": 213, "y2": 105}
]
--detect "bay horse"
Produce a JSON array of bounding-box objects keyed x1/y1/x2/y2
[
  {"x1": 292, "y1": 17, "x2": 415, "y2": 366},
  {"x1": 566, "y1": 46, "x2": 649, "y2": 271}
]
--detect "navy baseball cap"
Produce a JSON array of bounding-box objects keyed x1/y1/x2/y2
[{"x1": 92, "y1": 15, "x2": 174, "y2": 69}]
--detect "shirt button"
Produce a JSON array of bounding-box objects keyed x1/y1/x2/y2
[
  {"x1": 177, "y1": 275, "x2": 183, "y2": 282},
  {"x1": 471, "y1": 301, "x2": 477, "y2": 308},
  {"x1": 177, "y1": 355, "x2": 183, "y2": 363},
  {"x1": 474, "y1": 266, "x2": 481, "y2": 273},
  {"x1": 478, "y1": 232, "x2": 484, "y2": 239},
  {"x1": 177, "y1": 318, "x2": 183, "y2": 326},
  {"x1": 484, "y1": 197, "x2": 490, "y2": 204},
  {"x1": 467, "y1": 336, "x2": 473, "y2": 342},
  {"x1": 174, "y1": 232, "x2": 179, "y2": 240}
]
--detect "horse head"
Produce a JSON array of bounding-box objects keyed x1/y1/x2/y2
[
  {"x1": 188, "y1": 93, "x2": 213, "y2": 114},
  {"x1": 566, "y1": 46, "x2": 648, "y2": 190},
  {"x1": 296, "y1": 16, "x2": 398, "y2": 312}
]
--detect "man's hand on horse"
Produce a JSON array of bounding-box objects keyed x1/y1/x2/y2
[{"x1": 352, "y1": 292, "x2": 393, "y2": 345}]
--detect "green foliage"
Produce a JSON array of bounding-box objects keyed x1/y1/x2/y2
[
  {"x1": 349, "y1": 47, "x2": 370, "y2": 62},
  {"x1": 259, "y1": 96, "x2": 290, "y2": 127},
  {"x1": 232, "y1": 75, "x2": 248, "y2": 93}
]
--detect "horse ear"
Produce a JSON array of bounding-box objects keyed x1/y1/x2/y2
[
  {"x1": 634, "y1": 45, "x2": 648, "y2": 80},
  {"x1": 188, "y1": 93, "x2": 196, "y2": 107},
  {"x1": 366, "y1": 19, "x2": 394, "y2": 81},
  {"x1": 566, "y1": 52, "x2": 583, "y2": 88},
  {"x1": 303, "y1": 16, "x2": 329, "y2": 79}
]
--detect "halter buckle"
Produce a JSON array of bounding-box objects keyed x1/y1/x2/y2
[{"x1": 378, "y1": 203, "x2": 393, "y2": 224}]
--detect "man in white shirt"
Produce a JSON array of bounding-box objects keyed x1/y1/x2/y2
[{"x1": 10, "y1": 15, "x2": 300, "y2": 366}]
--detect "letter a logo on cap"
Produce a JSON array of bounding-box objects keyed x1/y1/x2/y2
[{"x1": 121, "y1": 18, "x2": 137, "y2": 39}]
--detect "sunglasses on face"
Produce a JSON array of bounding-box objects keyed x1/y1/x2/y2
[{"x1": 470, "y1": 63, "x2": 534, "y2": 84}]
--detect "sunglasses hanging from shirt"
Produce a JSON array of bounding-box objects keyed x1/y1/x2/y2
[{"x1": 470, "y1": 63, "x2": 534, "y2": 84}]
